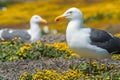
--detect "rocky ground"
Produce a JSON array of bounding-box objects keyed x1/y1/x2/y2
[
  {"x1": 1, "y1": 57, "x2": 120, "y2": 80},
  {"x1": 0, "y1": 34, "x2": 120, "y2": 80},
  {"x1": 41, "y1": 34, "x2": 66, "y2": 44}
]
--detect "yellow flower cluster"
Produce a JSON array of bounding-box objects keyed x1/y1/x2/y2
[
  {"x1": 16, "y1": 43, "x2": 32, "y2": 60},
  {"x1": 20, "y1": 69, "x2": 89, "y2": 80},
  {"x1": 20, "y1": 72, "x2": 32, "y2": 80},
  {"x1": 92, "y1": 61, "x2": 98, "y2": 66},
  {"x1": 32, "y1": 70, "x2": 61, "y2": 80},
  {"x1": 63, "y1": 70, "x2": 86, "y2": 80},
  {"x1": 20, "y1": 60, "x2": 120, "y2": 80},
  {"x1": 36, "y1": 40, "x2": 42, "y2": 45},
  {"x1": 1, "y1": 37, "x2": 21, "y2": 45},
  {"x1": 45, "y1": 42, "x2": 79, "y2": 57},
  {"x1": 9, "y1": 56, "x2": 18, "y2": 61},
  {"x1": 91, "y1": 61, "x2": 115, "y2": 73},
  {"x1": 112, "y1": 54, "x2": 120, "y2": 60},
  {"x1": 1, "y1": 41, "x2": 9, "y2": 44}
]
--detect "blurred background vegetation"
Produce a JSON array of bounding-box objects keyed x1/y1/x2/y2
[{"x1": 0, "y1": 0, "x2": 120, "y2": 34}]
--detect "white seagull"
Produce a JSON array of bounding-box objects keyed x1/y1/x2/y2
[
  {"x1": 0, "y1": 15, "x2": 47, "y2": 42},
  {"x1": 55, "y1": 7, "x2": 120, "y2": 73}
]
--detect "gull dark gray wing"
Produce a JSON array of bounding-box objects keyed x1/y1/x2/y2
[
  {"x1": 90, "y1": 29, "x2": 112, "y2": 42},
  {"x1": 90, "y1": 29, "x2": 120, "y2": 54},
  {"x1": 1, "y1": 29, "x2": 31, "y2": 42}
]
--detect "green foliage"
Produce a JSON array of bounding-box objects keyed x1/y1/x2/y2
[
  {"x1": 69, "y1": 61, "x2": 116, "y2": 76},
  {"x1": 0, "y1": 40, "x2": 70, "y2": 62},
  {"x1": 0, "y1": 40, "x2": 22, "y2": 62}
]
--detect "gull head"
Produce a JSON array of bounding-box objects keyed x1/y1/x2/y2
[
  {"x1": 55, "y1": 7, "x2": 83, "y2": 21},
  {"x1": 30, "y1": 15, "x2": 47, "y2": 24}
]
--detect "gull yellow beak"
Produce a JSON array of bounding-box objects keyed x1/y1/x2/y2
[
  {"x1": 55, "y1": 15, "x2": 65, "y2": 22},
  {"x1": 40, "y1": 19, "x2": 47, "y2": 24}
]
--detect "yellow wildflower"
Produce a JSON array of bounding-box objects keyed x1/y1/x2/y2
[
  {"x1": 23, "y1": 53, "x2": 27, "y2": 57},
  {"x1": 36, "y1": 40, "x2": 42, "y2": 45},
  {"x1": 23, "y1": 72, "x2": 29, "y2": 77},
  {"x1": 118, "y1": 77, "x2": 120, "y2": 80},
  {"x1": 1, "y1": 41, "x2": 8, "y2": 44},
  {"x1": 10, "y1": 44, "x2": 13, "y2": 46},
  {"x1": 20, "y1": 57, "x2": 23, "y2": 60},
  {"x1": 9, "y1": 56, "x2": 17, "y2": 61},
  {"x1": 92, "y1": 61, "x2": 98, "y2": 66},
  {"x1": 100, "y1": 63, "x2": 105, "y2": 69},
  {"x1": 105, "y1": 77, "x2": 110, "y2": 80},
  {"x1": 45, "y1": 42, "x2": 78, "y2": 57}
]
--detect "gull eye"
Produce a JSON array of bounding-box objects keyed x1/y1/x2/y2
[
  {"x1": 67, "y1": 11, "x2": 73, "y2": 14},
  {"x1": 69, "y1": 11, "x2": 73, "y2": 14}
]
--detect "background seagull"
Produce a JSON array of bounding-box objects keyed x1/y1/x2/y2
[
  {"x1": 0, "y1": 15, "x2": 47, "y2": 42},
  {"x1": 55, "y1": 7, "x2": 120, "y2": 73}
]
